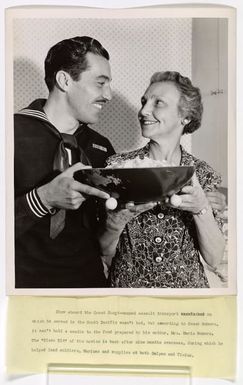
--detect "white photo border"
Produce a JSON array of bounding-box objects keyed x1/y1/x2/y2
[{"x1": 5, "y1": 5, "x2": 237, "y2": 296}]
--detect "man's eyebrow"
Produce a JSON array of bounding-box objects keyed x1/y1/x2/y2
[{"x1": 96, "y1": 75, "x2": 111, "y2": 81}]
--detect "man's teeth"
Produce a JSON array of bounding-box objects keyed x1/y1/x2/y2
[{"x1": 94, "y1": 103, "x2": 103, "y2": 109}]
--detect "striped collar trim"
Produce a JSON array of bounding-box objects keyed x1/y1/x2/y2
[
  {"x1": 16, "y1": 108, "x2": 87, "y2": 137},
  {"x1": 16, "y1": 109, "x2": 49, "y2": 123}
]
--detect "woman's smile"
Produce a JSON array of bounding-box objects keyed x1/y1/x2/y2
[
  {"x1": 140, "y1": 119, "x2": 158, "y2": 125},
  {"x1": 138, "y1": 81, "x2": 183, "y2": 140}
]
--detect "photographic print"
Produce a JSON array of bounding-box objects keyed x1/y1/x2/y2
[{"x1": 5, "y1": 6, "x2": 236, "y2": 296}]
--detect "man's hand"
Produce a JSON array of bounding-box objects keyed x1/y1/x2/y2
[{"x1": 37, "y1": 162, "x2": 110, "y2": 210}]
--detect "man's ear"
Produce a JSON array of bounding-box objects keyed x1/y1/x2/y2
[{"x1": 55, "y1": 70, "x2": 70, "y2": 92}]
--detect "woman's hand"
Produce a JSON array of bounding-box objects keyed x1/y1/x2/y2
[
  {"x1": 99, "y1": 201, "x2": 157, "y2": 265},
  {"x1": 105, "y1": 201, "x2": 157, "y2": 233},
  {"x1": 205, "y1": 191, "x2": 226, "y2": 212},
  {"x1": 169, "y1": 172, "x2": 225, "y2": 268},
  {"x1": 169, "y1": 172, "x2": 208, "y2": 214}
]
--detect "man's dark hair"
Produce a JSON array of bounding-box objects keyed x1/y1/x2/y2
[{"x1": 44, "y1": 36, "x2": 110, "y2": 91}]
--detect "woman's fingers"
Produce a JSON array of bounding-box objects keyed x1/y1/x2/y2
[
  {"x1": 206, "y1": 191, "x2": 226, "y2": 212},
  {"x1": 170, "y1": 194, "x2": 182, "y2": 207},
  {"x1": 180, "y1": 185, "x2": 194, "y2": 194},
  {"x1": 128, "y1": 202, "x2": 157, "y2": 213}
]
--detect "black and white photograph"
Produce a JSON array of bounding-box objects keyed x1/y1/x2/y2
[{"x1": 6, "y1": 6, "x2": 236, "y2": 295}]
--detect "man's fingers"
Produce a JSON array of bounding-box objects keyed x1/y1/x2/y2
[
  {"x1": 74, "y1": 181, "x2": 110, "y2": 200},
  {"x1": 61, "y1": 162, "x2": 92, "y2": 178},
  {"x1": 67, "y1": 196, "x2": 86, "y2": 210}
]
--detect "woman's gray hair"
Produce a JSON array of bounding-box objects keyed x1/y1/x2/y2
[{"x1": 150, "y1": 71, "x2": 203, "y2": 134}]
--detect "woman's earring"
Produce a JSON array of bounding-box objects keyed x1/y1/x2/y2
[{"x1": 182, "y1": 118, "x2": 190, "y2": 125}]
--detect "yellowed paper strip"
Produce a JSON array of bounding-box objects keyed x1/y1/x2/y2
[{"x1": 6, "y1": 296, "x2": 236, "y2": 378}]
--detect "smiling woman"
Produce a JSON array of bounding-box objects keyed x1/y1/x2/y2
[
  {"x1": 100, "y1": 71, "x2": 226, "y2": 289},
  {"x1": 139, "y1": 80, "x2": 184, "y2": 141}
]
